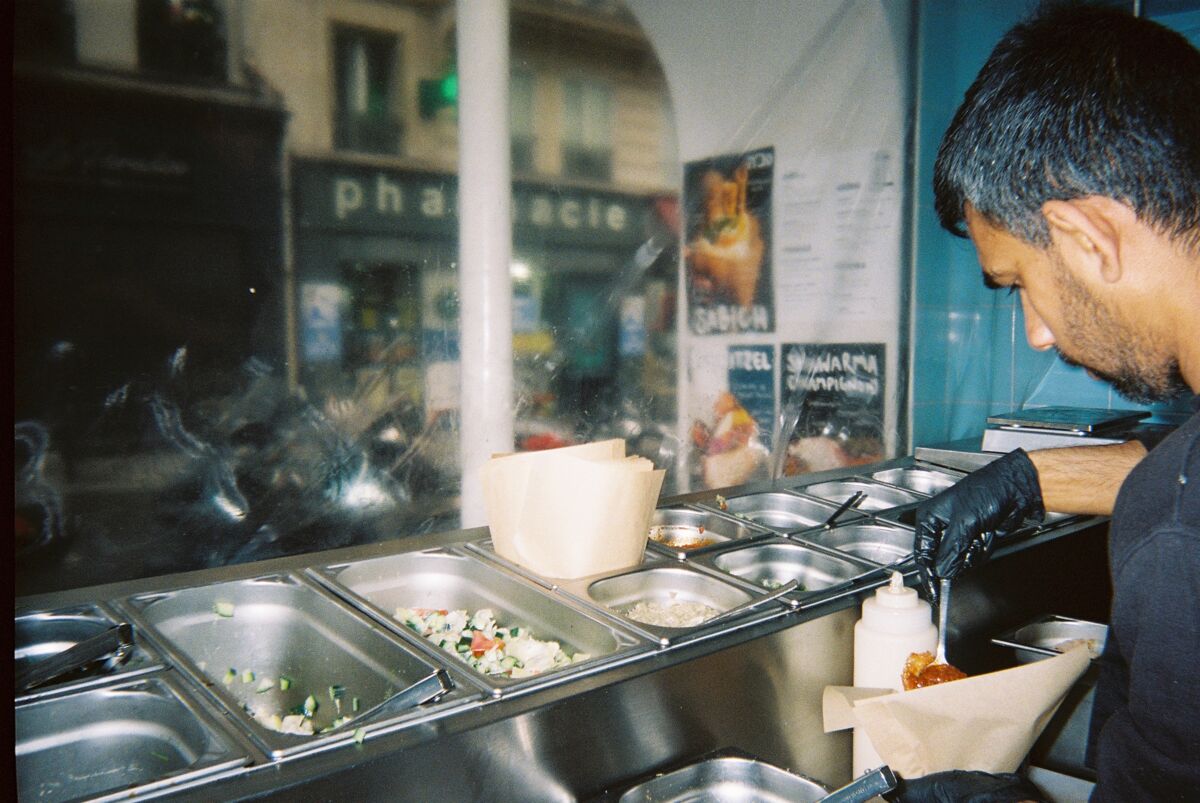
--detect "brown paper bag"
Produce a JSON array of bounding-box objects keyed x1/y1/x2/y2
[
  {"x1": 823, "y1": 646, "x2": 1092, "y2": 777},
  {"x1": 482, "y1": 440, "x2": 665, "y2": 579}
]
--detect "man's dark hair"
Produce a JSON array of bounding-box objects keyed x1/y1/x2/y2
[{"x1": 933, "y1": 2, "x2": 1200, "y2": 250}]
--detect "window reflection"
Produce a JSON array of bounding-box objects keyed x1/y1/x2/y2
[{"x1": 14, "y1": 0, "x2": 678, "y2": 596}]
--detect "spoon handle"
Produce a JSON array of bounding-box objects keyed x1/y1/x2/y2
[{"x1": 935, "y1": 578, "x2": 951, "y2": 664}]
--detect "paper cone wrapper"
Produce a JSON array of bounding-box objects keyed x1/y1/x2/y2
[
  {"x1": 482, "y1": 440, "x2": 665, "y2": 580},
  {"x1": 823, "y1": 646, "x2": 1092, "y2": 777}
]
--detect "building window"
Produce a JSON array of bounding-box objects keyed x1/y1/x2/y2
[
  {"x1": 136, "y1": 0, "x2": 227, "y2": 82},
  {"x1": 562, "y1": 77, "x2": 613, "y2": 181},
  {"x1": 334, "y1": 26, "x2": 402, "y2": 155},
  {"x1": 511, "y1": 69, "x2": 537, "y2": 173}
]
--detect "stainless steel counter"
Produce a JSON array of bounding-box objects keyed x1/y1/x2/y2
[{"x1": 14, "y1": 455, "x2": 1110, "y2": 802}]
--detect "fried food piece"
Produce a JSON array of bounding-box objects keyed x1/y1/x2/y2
[{"x1": 902, "y1": 651, "x2": 969, "y2": 690}]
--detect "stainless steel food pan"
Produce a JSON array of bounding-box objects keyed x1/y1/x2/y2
[
  {"x1": 705, "y1": 491, "x2": 848, "y2": 533},
  {"x1": 121, "y1": 573, "x2": 466, "y2": 758},
  {"x1": 699, "y1": 539, "x2": 878, "y2": 599},
  {"x1": 992, "y1": 615, "x2": 1108, "y2": 663},
  {"x1": 15, "y1": 674, "x2": 248, "y2": 803},
  {"x1": 794, "y1": 478, "x2": 922, "y2": 512},
  {"x1": 618, "y1": 755, "x2": 830, "y2": 802},
  {"x1": 558, "y1": 563, "x2": 767, "y2": 645},
  {"x1": 871, "y1": 467, "x2": 962, "y2": 496},
  {"x1": 313, "y1": 548, "x2": 648, "y2": 694},
  {"x1": 647, "y1": 506, "x2": 770, "y2": 559},
  {"x1": 15, "y1": 603, "x2": 161, "y2": 701},
  {"x1": 802, "y1": 522, "x2": 916, "y2": 566}
]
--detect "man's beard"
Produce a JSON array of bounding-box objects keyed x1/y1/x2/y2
[
  {"x1": 1054, "y1": 347, "x2": 1187, "y2": 405},
  {"x1": 1049, "y1": 255, "x2": 1189, "y2": 404}
]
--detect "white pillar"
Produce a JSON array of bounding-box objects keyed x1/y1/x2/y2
[{"x1": 456, "y1": 0, "x2": 514, "y2": 527}]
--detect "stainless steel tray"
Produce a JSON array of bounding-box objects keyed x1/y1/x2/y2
[
  {"x1": 647, "y1": 506, "x2": 773, "y2": 559},
  {"x1": 617, "y1": 755, "x2": 830, "y2": 802},
  {"x1": 871, "y1": 467, "x2": 963, "y2": 495},
  {"x1": 694, "y1": 538, "x2": 880, "y2": 602},
  {"x1": 15, "y1": 673, "x2": 250, "y2": 803},
  {"x1": 992, "y1": 615, "x2": 1108, "y2": 663},
  {"x1": 793, "y1": 478, "x2": 922, "y2": 512},
  {"x1": 15, "y1": 602, "x2": 162, "y2": 702},
  {"x1": 118, "y1": 572, "x2": 470, "y2": 758},
  {"x1": 312, "y1": 546, "x2": 650, "y2": 696},
  {"x1": 799, "y1": 521, "x2": 916, "y2": 567},
  {"x1": 555, "y1": 560, "x2": 780, "y2": 646},
  {"x1": 699, "y1": 491, "x2": 853, "y2": 534}
]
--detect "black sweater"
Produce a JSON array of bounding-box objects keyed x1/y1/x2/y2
[{"x1": 1089, "y1": 401, "x2": 1200, "y2": 801}]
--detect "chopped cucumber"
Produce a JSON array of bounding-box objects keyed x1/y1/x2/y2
[
  {"x1": 328, "y1": 684, "x2": 345, "y2": 701},
  {"x1": 303, "y1": 694, "x2": 318, "y2": 717},
  {"x1": 256, "y1": 678, "x2": 275, "y2": 693},
  {"x1": 354, "y1": 727, "x2": 366, "y2": 744},
  {"x1": 279, "y1": 676, "x2": 292, "y2": 691},
  {"x1": 352, "y1": 697, "x2": 361, "y2": 713},
  {"x1": 241, "y1": 670, "x2": 255, "y2": 684},
  {"x1": 223, "y1": 668, "x2": 237, "y2": 685},
  {"x1": 213, "y1": 602, "x2": 235, "y2": 618}
]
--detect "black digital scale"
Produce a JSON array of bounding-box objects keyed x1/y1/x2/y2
[{"x1": 985, "y1": 406, "x2": 1149, "y2": 434}]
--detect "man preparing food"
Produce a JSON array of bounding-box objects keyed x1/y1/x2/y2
[{"x1": 904, "y1": 3, "x2": 1200, "y2": 801}]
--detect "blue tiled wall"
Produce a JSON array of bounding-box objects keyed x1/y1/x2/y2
[{"x1": 911, "y1": 2, "x2": 1200, "y2": 448}]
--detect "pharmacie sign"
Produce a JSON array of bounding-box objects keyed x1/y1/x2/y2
[{"x1": 293, "y1": 158, "x2": 648, "y2": 247}]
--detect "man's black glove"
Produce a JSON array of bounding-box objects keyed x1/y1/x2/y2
[
  {"x1": 914, "y1": 449, "x2": 1044, "y2": 603},
  {"x1": 884, "y1": 770, "x2": 1048, "y2": 802}
]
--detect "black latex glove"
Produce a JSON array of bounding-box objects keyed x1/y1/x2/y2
[
  {"x1": 884, "y1": 770, "x2": 1048, "y2": 803},
  {"x1": 914, "y1": 449, "x2": 1044, "y2": 603}
]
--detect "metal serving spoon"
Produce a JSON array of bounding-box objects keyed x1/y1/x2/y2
[
  {"x1": 706, "y1": 579, "x2": 801, "y2": 626},
  {"x1": 16, "y1": 622, "x2": 135, "y2": 694},
  {"x1": 935, "y1": 578, "x2": 951, "y2": 666}
]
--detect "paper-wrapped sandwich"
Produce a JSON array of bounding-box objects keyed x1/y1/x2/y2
[
  {"x1": 482, "y1": 439, "x2": 665, "y2": 580},
  {"x1": 824, "y1": 645, "x2": 1091, "y2": 778}
]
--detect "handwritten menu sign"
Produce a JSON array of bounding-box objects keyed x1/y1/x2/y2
[{"x1": 779, "y1": 343, "x2": 886, "y2": 475}]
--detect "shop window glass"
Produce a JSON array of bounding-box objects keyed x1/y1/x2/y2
[
  {"x1": 334, "y1": 26, "x2": 402, "y2": 154},
  {"x1": 14, "y1": 0, "x2": 678, "y2": 597},
  {"x1": 562, "y1": 77, "x2": 613, "y2": 180},
  {"x1": 511, "y1": 69, "x2": 537, "y2": 173}
]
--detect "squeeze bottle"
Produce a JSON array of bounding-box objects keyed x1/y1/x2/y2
[{"x1": 851, "y1": 570, "x2": 938, "y2": 776}]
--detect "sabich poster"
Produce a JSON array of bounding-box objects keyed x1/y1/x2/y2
[
  {"x1": 779, "y1": 342, "x2": 886, "y2": 476},
  {"x1": 684, "y1": 147, "x2": 774, "y2": 335}
]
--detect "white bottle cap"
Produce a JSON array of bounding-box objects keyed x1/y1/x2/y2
[{"x1": 874, "y1": 570, "x2": 919, "y2": 609}]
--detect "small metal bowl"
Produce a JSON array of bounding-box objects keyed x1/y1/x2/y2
[
  {"x1": 708, "y1": 540, "x2": 875, "y2": 593},
  {"x1": 795, "y1": 479, "x2": 921, "y2": 512},
  {"x1": 647, "y1": 508, "x2": 769, "y2": 559},
  {"x1": 713, "y1": 492, "x2": 844, "y2": 533},
  {"x1": 993, "y1": 616, "x2": 1108, "y2": 663},
  {"x1": 585, "y1": 565, "x2": 755, "y2": 633},
  {"x1": 871, "y1": 467, "x2": 961, "y2": 495},
  {"x1": 804, "y1": 523, "x2": 915, "y2": 566}
]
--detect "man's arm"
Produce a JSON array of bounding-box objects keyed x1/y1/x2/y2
[{"x1": 1026, "y1": 439, "x2": 1147, "y2": 516}]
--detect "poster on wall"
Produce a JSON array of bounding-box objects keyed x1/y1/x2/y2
[
  {"x1": 300, "y1": 282, "x2": 346, "y2": 362},
  {"x1": 684, "y1": 147, "x2": 775, "y2": 336},
  {"x1": 688, "y1": 343, "x2": 776, "y2": 490},
  {"x1": 779, "y1": 342, "x2": 886, "y2": 476}
]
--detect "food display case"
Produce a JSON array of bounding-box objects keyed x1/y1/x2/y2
[{"x1": 14, "y1": 454, "x2": 1111, "y2": 802}]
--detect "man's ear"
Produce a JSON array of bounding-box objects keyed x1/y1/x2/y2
[{"x1": 1041, "y1": 197, "x2": 1132, "y2": 284}]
